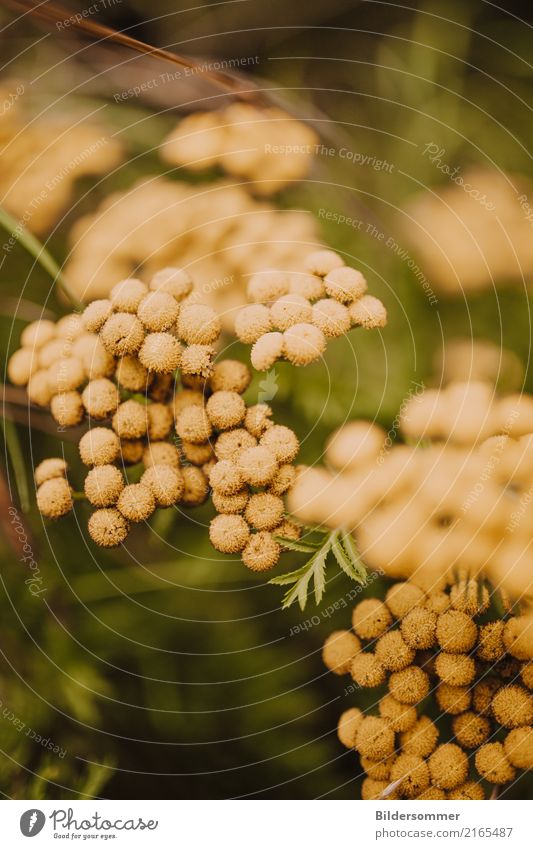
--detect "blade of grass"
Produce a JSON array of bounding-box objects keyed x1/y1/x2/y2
[
  {"x1": 0, "y1": 205, "x2": 82, "y2": 308},
  {"x1": 2, "y1": 417, "x2": 30, "y2": 512}
]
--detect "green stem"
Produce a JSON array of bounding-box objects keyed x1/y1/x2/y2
[{"x1": 2, "y1": 418, "x2": 30, "y2": 512}]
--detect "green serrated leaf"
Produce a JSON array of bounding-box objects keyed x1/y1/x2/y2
[
  {"x1": 273, "y1": 535, "x2": 320, "y2": 553},
  {"x1": 269, "y1": 562, "x2": 313, "y2": 586},
  {"x1": 341, "y1": 531, "x2": 368, "y2": 583}
]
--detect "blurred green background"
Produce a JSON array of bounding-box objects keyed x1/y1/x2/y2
[{"x1": 1, "y1": 0, "x2": 532, "y2": 799}]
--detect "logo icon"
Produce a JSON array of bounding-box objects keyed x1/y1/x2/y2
[{"x1": 20, "y1": 810, "x2": 46, "y2": 837}]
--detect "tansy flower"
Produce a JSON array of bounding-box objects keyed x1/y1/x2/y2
[
  {"x1": 137, "y1": 291, "x2": 179, "y2": 332},
  {"x1": 504, "y1": 727, "x2": 533, "y2": 770},
  {"x1": 244, "y1": 492, "x2": 284, "y2": 531},
  {"x1": 248, "y1": 269, "x2": 289, "y2": 304},
  {"x1": 237, "y1": 445, "x2": 278, "y2": 486},
  {"x1": 337, "y1": 707, "x2": 364, "y2": 748},
  {"x1": 251, "y1": 332, "x2": 284, "y2": 371},
  {"x1": 283, "y1": 323, "x2": 326, "y2": 366},
  {"x1": 175, "y1": 406, "x2": 212, "y2": 443},
  {"x1": 100, "y1": 313, "x2": 145, "y2": 356},
  {"x1": 50, "y1": 391, "x2": 84, "y2": 427},
  {"x1": 234, "y1": 304, "x2": 273, "y2": 343},
  {"x1": 7, "y1": 348, "x2": 38, "y2": 386},
  {"x1": 311, "y1": 298, "x2": 351, "y2": 337},
  {"x1": 117, "y1": 483, "x2": 155, "y2": 522},
  {"x1": 206, "y1": 391, "x2": 246, "y2": 430},
  {"x1": 429, "y1": 744, "x2": 468, "y2": 790},
  {"x1": 180, "y1": 466, "x2": 209, "y2": 506},
  {"x1": 475, "y1": 742, "x2": 516, "y2": 784},
  {"x1": 209, "y1": 460, "x2": 244, "y2": 495},
  {"x1": 209, "y1": 514, "x2": 250, "y2": 553},
  {"x1": 389, "y1": 754, "x2": 430, "y2": 799},
  {"x1": 349, "y1": 295, "x2": 387, "y2": 329},
  {"x1": 352, "y1": 598, "x2": 392, "y2": 640},
  {"x1": 79, "y1": 428, "x2": 120, "y2": 466},
  {"x1": 400, "y1": 607, "x2": 437, "y2": 650},
  {"x1": 435, "y1": 652, "x2": 476, "y2": 686},
  {"x1": 212, "y1": 488, "x2": 249, "y2": 515},
  {"x1": 84, "y1": 464, "x2": 125, "y2": 507},
  {"x1": 375, "y1": 630, "x2": 416, "y2": 672},
  {"x1": 378, "y1": 694, "x2": 417, "y2": 733},
  {"x1": 491, "y1": 685, "x2": 533, "y2": 728},
  {"x1": 179, "y1": 344, "x2": 215, "y2": 378},
  {"x1": 452, "y1": 712, "x2": 491, "y2": 749},
  {"x1": 241, "y1": 531, "x2": 280, "y2": 571},
  {"x1": 436, "y1": 610, "x2": 478, "y2": 653},
  {"x1": 322, "y1": 630, "x2": 361, "y2": 675},
  {"x1": 350, "y1": 652, "x2": 386, "y2": 688},
  {"x1": 142, "y1": 441, "x2": 181, "y2": 469},
  {"x1": 259, "y1": 425, "x2": 299, "y2": 464},
  {"x1": 138, "y1": 332, "x2": 181, "y2": 373},
  {"x1": 21, "y1": 319, "x2": 56, "y2": 349},
  {"x1": 215, "y1": 429, "x2": 257, "y2": 461},
  {"x1": 177, "y1": 304, "x2": 221, "y2": 345},
  {"x1": 83, "y1": 299, "x2": 113, "y2": 333},
  {"x1": 34, "y1": 457, "x2": 68, "y2": 486},
  {"x1": 209, "y1": 360, "x2": 251, "y2": 394},
  {"x1": 141, "y1": 464, "x2": 184, "y2": 507},
  {"x1": 389, "y1": 666, "x2": 429, "y2": 704},
  {"x1": 324, "y1": 266, "x2": 367, "y2": 303},
  {"x1": 355, "y1": 716, "x2": 395, "y2": 760},
  {"x1": 112, "y1": 400, "x2": 148, "y2": 439},
  {"x1": 82, "y1": 378, "x2": 119, "y2": 419},
  {"x1": 150, "y1": 267, "x2": 193, "y2": 300},
  {"x1": 400, "y1": 716, "x2": 439, "y2": 758},
  {"x1": 436, "y1": 683, "x2": 472, "y2": 715},
  {"x1": 88, "y1": 508, "x2": 129, "y2": 547},
  {"x1": 36, "y1": 477, "x2": 73, "y2": 519},
  {"x1": 305, "y1": 249, "x2": 345, "y2": 277},
  {"x1": 385, "y1": 582, "x2": 425, "y2": 619},
  {"x1": 120, "y1": 439, "x2": 144, "y2": 465},
  {"x1": 244, "y1": 404, "x2": 273, "y2": 437},
  {"x1": 270, "y1": 294, "x2": 312, "y2": 330},
  {"x1": 181, "y1": 441, "x2": 215, "y2": 466},
  {"x1": 110, "y1": 278, "x2": 148, "y2": 313}
]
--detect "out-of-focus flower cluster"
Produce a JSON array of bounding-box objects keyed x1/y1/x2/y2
[
  {"x1": 0, "y1": 80, "x2": 122, "y2": 234},
  {"x1": 323, "y1": 576, "x2": 533, "y2": 800},
  {"x1": 289, "y1": 382, "x2": 533, "y2": 603},
  {"x1": 64, "y1": 177, "x2": 321, "y2": 323},
  {"x1": 401, "y1": 169, "x2": 533, "y2": 295},
  {"x1": 234, "y1": 249, "x2": 387, "y2": 370},
  {"x1": 160, "y1": 103, "x2": 318, "y2": 195}
]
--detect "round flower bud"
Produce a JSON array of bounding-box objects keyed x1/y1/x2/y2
[
  {"x1": 504, "y1": 727, "x2": 533, "y2": 770},
  {"x1": 234, "y1": 304, "x2": 272, "y2": 343},
  {"x1": 435, "y1": 652, "x2": 476, "y2": 686},
  {"x1": 215, "y1": 429, "x2": 257, "y2": 461},
  {"x1": 337, "y1": 707, "x2": 363, "y2": 748},
  {"x1": 117, "y1": 483, "x2": 155, "y2": 522},
  {"x1": 138, "y1": 332, "x2": 181, "y2": 373},
  {"x1": 180, "y1": 466, "x2": 209, "y2": 506},
  {"x1": 147, "y1": 403, "x2": 173, "y2": 440},
  {"x1": 79, "y1": 427, "x2": 120, "y2": 466},
  {"x1": 375, "y1": 630, "x2": 416, "y2": 672},
  {"x1": 379, "y1": 694, "x2": 417, "y2": 732},
  {"x1": 355, "y1": 716, "x2": 395, "y2": 760},
  {"x1": 361, "y1": 779, "x2": 389, "y2": 801},
  {"x1": 305, "y1": 250, "x2": 344, "y2": 277},
  {"x1": 416, "y1": 786, "x2": 447, "y2": 800},
  {"x1": 212, "y1": 488, "x2": 249, "y2": 514},
  {"x1": 351, "y1": 652, "x2": 386, "y2": 688},
  {"x1": 361, "y1": 755, "x2": 396, "y2": 781},
  {"x1": 283, "y1": 323, "x2": 326, "y2": 366},
  {"x1": 385, "y1": 582, "x2": 425, "y2": 619},
  {"x1": 47, "y1": 357, "x2": 85, "y2": 393},
  {"x1": 429, "y1": 744, "x2": 468, "y2": 790},
  {"x1": 100, "y1": 313, "x2": 145, "y2": 355},
  {"x1": 242, "y1": 531, "x2": 280, "y2": 572},
  {"x1": 436, "y1": 610, "x2": 477, "y2": 653},
  {"x1": 425, "y1": 591, "x2": 450, "y2": 615},
  {"x1": 492, "y1": 684, "x2": 533, "y2": 728},
  {"x1": 522, "y1": 662, "x2": 533, "y2": 690},
  {"x1": 268, "y1": 464, "x2": 296, "y2": 496},
  {"x1": 172, "y1": 389, "x2": 204, "y2": 417},
  {"x1": 38, "y1": 339, "x2": 68, "y2": 369},
  {"x1": 400, "y1": 716, "x2": 439, "y2": 758},
  {"x1": 209, "y1": 460, "x2": 243, "y2": 495},
  {"x1": 50, "y1": 391, "x2": 84, "y2": 427},
  {"x1": 311, "y1": 298, "x2": 351, "y2": 337},
  {"x1": 248, "y1": 269, "x2": 290, "y2": 304},
  {"x1": 389, "y1": 666, "x2": 429, "y2": 704},
  {"x1": 181, "y1": 441, "x2": 214, "y2": 466},
  {"x1": 473, "y1": 678, "x2": 501, "y2": 716},
  {"x1": 352, "y1": 598, "x2": 392, "y2": 640},
  {"x1": 83, "y1": 299, "x2": 113, "y2": 333},
  {"x1": 137, "y1": 291, "x2": 179, "y2": 331},
  {"x1": 450, "y1": 578, "x2": 490, "y2": 616},
  {"x1": 209, "y1": 360, "x2": 251, "y2": 394},
  {"x1": 436, "y1": 683, "x2": 472, "y2": 715},
  {"x1": 88, "y1": 508, "x2": 129, "y2": 547},
  {"x1": 209, "y1": 514, "x2": 250, "y2": 553},
  {"x1": 177, "y1": 304, "x2": 220, "y2": 345},
  {"x1": 177, "y1": 372, "x2": 204, "y2": 391},
  {"x1": 36, "y1": 477, "x2": 73, "y2": 519},
  {"x1": 141, "y1": 464, "x2": 184, "y2": 507},
  {"x1": 179, "y1": 344, "x2": 214, "y2": 377},
  {"x1": 324, "y1": 266, "x2": 367, "y2": 303},
  {"x1": 251, "y1": 332, "x2": 284, "y2": 371},
  {"x1": 349, "y1": 295, "x2": 387, "y2": 329},
  {"x1": 206, "y1": 391, "x2": 246, "y2": 430},
  {"x1": 110, "y1": 278, "x2": 148, "y2": 313},
  {"x1": 26, "y1": 370, "x2": 52, "y2": 406},
  {"x1": 8, "y1": 348, "x2": 37, "y2": 386},
  {"x1": 34, "y1": 457, "x2": 68, "y2": 486},
  {"x1": 79, "y1": 338, "x2": 115, "y2": 380},
  {"x1": 245, "y1": 492, "x2": 284, "y2": 531},
  {"x1": 270, "y1": 294, "x2": 312, "y2": 331},
  {"x1": 475, "y1": 742, "x2": 516, "y2": 784},
  {"x1": 244, "y1": 404, "x2": 273, "y2": 437},
  {"x1": 448, "y1": 781, "x2": 485, "y2": 800},
  {"x1": 452, "y1": 712, "x2": 491, "y2": 749},
  {"x1": 389, "y1": 754, "x2": 430, "y2": 799},
  {"x1": 400, "y1": 606, "x2": 437, "y2": 650},
  {"x1": 84, "y1": 464, "x2": 124, "y2": 507},
  {"x1": 477, "y1": 620, "x2": 506, "y2": 662},
  {"x1": 142, "y1": 441, "x2": 180, "y2": 469},
  {"x1": 503, "y1": 616, "x2": 533, "y2": 661},
  {"x1": 150, "y1": 267, "x2": 193, "y2": 300},
  {"x1": 237, "y1": 445, "x2": 278, "y2": 486},
  {"x1": 176, "y1": 406, "x2": 212, "y2": 443},
  {"x1": 112, "y1": 400, "x2": 148, "y2": 439},
  {"x1": 323, "y1": 630, "x2": 361, "y2": 675},
  {"x1": 55, "y1": 313, "x2": 84, "y2": 341},
  {"x1": 21, "y1": 319, "x2": 56, "y2": 349},
  {"x1": 119, "y1": 439, "x2": 144, "y2": 465},
  {"x1": 115, "y1": 355, "x2": 149, "y2": 392},
  {"x1": 260, "y1": 425, "x2": 299, "y2": 464},
  {"x1": 288, "y1": 271, "x2": 325, "y2": 301},
  {"x1": 274, "y1": 519, "x2": 301, "y2": 547}
]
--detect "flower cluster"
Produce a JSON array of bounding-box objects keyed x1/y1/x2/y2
[
  {"x1": 289, "y1": 385, "x2": 533, "y2": 603},
  {"x1": 234, "y1": 250, "x2": 387, "y2": 370},
  {"x1": 64, "y1": 177, "x2": 321, "y2": 324},
  {"x1": 161, "y1": 103, "x2": 318, "y2": 195},
  {"x1": 323, "y1": 577, "x2": 533, "y2": 800}
]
